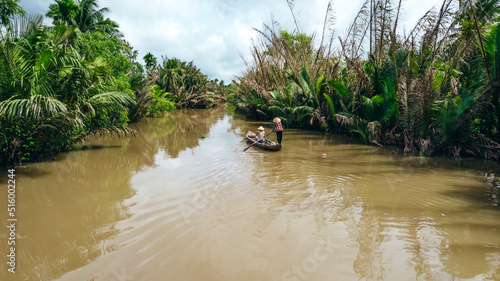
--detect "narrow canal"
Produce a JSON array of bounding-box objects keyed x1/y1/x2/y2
[{"x1": 1, "y1": 107, "x2": 500, "y2": 281}]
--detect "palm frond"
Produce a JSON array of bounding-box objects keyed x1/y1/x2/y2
[
  {"x1": 465, "y1": 133, "x2": 500, "y2": 160},
  {"x1": 6, "y1": 14, "x2": 44, "y2": 38},
  {"x1": 88, "y1": 92, "x2": 135, "y2": 107},
  {"x1": 323, "y1": 93, "x2": 336, "y2": 129},
  {"x1": 0, "y1": 95, "x2": 67, "y2": 122}
]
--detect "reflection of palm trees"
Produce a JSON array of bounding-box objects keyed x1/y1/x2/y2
[
  {"x1": 11, "y1": 150, "x2": 138, "y2": 280},
  {"x1": 439, "y1": 220, "x2": 499, "y2": 279},
  {"x1": 350, "y1": 210, "x2": 383, "y2": 280},
  {"x1": 4, "y1": 108, "x2": 500, "y2": 281},
  {"x1": 344, "y1": 156, "x2": 500, "y2": 281},
  {"x1": 0, "y1": 108, "x2": 226, "y2": 280},
  {"x1": 152, "y1": 108, "x2": 226, "y2": 158},
  {"x1": 236, "y1": 132, "x2": 500, "y2": 281}
]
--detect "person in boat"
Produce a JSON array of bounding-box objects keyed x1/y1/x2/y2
[
  {"x1": 255, "y1": 126, "x2": 266, "y2": 142},
  {"x1": 272, "y1": 117, "x2": 283, "y2": 144}
]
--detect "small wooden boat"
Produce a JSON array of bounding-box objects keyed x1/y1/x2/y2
[{"x1": 246, "y1": 131, "x2": 282, "y2": 151}]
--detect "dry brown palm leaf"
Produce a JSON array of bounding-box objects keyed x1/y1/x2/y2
[
  {"x1": 366, "y1": 121, "x2": 382, "y2": 141},
  {"x1": 335, "y1": 114, "x2": 353, "y2": 127},
  {"x1": 403, "y1": 129, "x2": 415, "y2": 153},
  {"x1": 398, "y1": 75, "x2": 408, "y2": 113},
  {"x1": 256, "y1": 109, "x2": 268, "y2": 119},
  {"x1": 465, "y1": 133, "x2": 500, "y2": 160}
]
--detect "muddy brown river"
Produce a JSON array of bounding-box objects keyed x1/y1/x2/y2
[{"x1": 1, "y1": 108, "x2": 500, "y2": 281}]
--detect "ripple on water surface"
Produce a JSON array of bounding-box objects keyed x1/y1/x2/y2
[{"x1": 3, "y1": 110, "x2": 500, "y2": 281}]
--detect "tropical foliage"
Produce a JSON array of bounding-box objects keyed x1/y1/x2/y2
[
  {"x1": 234, "y1": 0, "x2": 500, "y2": 160},
  {"x1": 0, "y1": 0, "x2": 24, "y2": 27},
  {"x1": 129, "y1": 55, "x2": 228, "y2": 120},
  {"x1": 0, "y1": 0, "x2": 226, "y2": 166},
  {"x1": 46, "y1": 0, "x2": 120, "y2": 34}
]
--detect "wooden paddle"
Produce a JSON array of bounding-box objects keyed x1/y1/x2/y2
[{"x1": 243, "y1": 131, "x2": 274, "y2": 152}]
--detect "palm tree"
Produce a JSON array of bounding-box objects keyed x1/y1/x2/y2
[
  {"x1": 0, "y1": 0, "x2": 25, "y2": 27},
  {"x1": 143, "y1": 52, "x2": 157, "y2": 71},
  {"x1": 46, "y1": 0, "x2": 119, "y2": 34},
  {"x1": 74, "y1": 0, "x2": 118, "y2": 33},
  {"x1": 46, "y1": 0, "x2": 80, "y2": 25},
  {"x1": 0, "y1": 15, "x2": 135, "y2": 165}
]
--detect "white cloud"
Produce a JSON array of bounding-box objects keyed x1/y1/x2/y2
[{"x1": 20, "y1": 0, "x2": 437, "y2": 82}]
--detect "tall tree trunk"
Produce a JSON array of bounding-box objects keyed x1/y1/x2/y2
[
  {"x1": 370, "y1": 0, "x2": 373, "y2": 55},
  {"x1": 468, "y1": 0, "x2": 499, "y2": 137}
]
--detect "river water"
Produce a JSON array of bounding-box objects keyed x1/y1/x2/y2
[{"x1": 1, "y1": 108, "x2": 500, "y2": 281}]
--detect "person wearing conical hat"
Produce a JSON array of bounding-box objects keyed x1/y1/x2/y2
[
  {"x1": 255, "y1": 126, "x2": 266, "y2": 142},
  {"x1": 272, "y1": 117, "x2": 283, "y2": 144}
]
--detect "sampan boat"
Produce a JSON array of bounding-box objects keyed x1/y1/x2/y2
[{"x1": 245, "y1": 131, "x2": 282, "y2": 151}]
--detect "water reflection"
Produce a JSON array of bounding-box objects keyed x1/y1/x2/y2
[
  {"x1": 1, "y1": 108, "x2": 500, "y2": 281},
  {"x1": 136, "y1": 108, "x2": 227, "y2": 159},
  {"x1": 342, "y1": 156, "x2": 500, "y2": 281},
  {"x1": 0, "y1": 108, "x2": 225, "y2": 281},
  {"x1": 235, "y1": 133, "x2": 500, "y2": 280},
  {"x1": 0, "y1": 151, "x2": 136, "y2": 280}
]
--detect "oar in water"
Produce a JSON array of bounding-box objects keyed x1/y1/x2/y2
[{"x1": 243, "y1": 131, "x2": 274, "y2": 152}]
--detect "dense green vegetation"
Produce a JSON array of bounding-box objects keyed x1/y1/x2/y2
[
  {"x1": 0, "y1": 0, "x2": 227, "y2": 166},
  {"x1": 3, "y1": 0, "x2": 499, "y2": 165},
  {"x1": 130, "y1": 55, "x2": 229, "y2": 120},
  {"x1": 234, "y1": 0, "x2": 500, "y2": 160}
]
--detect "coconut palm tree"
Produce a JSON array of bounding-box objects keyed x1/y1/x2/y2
[
  {"x1": 75, "y1": 0, "x2": 119, "y2": 33},
  {"x1": 46, "y1": 0, "x2": 80, "y2": 25},
  {"x1": 143, "y1": 52, "x2": 157, "y2": 71},
  {"x1": 0, "y1": 0, "x2": 25, "y2": 27},
  {"x1": 46, "y1": 0, "x2": 119, "y2": 34},
  {"x1": 0, "y1": 15, "x2": 135, "y2": 165}
]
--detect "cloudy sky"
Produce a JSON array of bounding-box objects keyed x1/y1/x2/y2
[{"x1": 20, "y1": 0, "x2": 438, "y2": 82}]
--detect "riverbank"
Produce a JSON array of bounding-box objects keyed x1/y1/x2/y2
[
  {"x1": 234, "y1": 1, "x2": 500, "y2": 161},
  {"x1": 0, "y1": 1, "x2": 230, "y2": 167}
]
